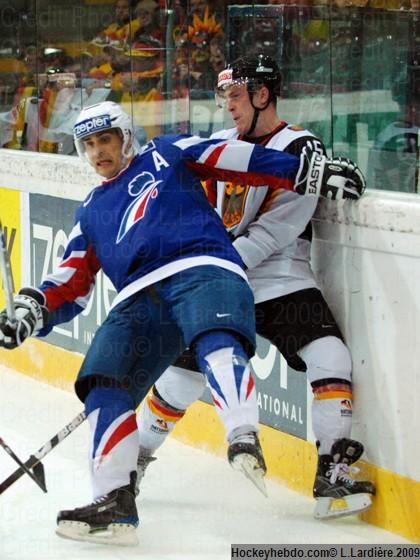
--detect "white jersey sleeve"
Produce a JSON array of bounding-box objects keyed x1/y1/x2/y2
[
  {"x1": 232, "y1": 190, "x2": 317, "y2": 270},
  {"x1": 211, "y1": 124, "x2": 325, "y2": 302}
]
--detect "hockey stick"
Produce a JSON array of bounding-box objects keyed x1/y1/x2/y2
[
  {"x1": 0, "y1": 437, "x2": 47, "y2": 492},
  {"x1": 0, "y1": 223, "x2": 86, "y2": 494},
  {"x1": 0, "y1": 220, "x2": 50, "y2": 493},
  {"x1": 0, "y1": 411, "x2": 86, "y2": 496},
  {"x1": 0, "y1": 219, "x2": 16, "y2": 326},
  {"x1": 0, "y1": 220, "x2": 49, "y2": 492}
]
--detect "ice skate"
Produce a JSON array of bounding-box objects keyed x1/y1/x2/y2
[
  {"x1": 313, "y1": 438, "x2": 375, "y2": 520},
  {"x1": 56, "y1": 473, "x2": 139, "y2": 546},
  {"x1": 228, "y1": 432, "x2": 267, "y2": 497},
  {"x1": 135, "y1": 453, "x2": 157, "y2": 496}
]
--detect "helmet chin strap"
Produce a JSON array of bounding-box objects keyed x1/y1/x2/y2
[
  {"x1": 121, "y1": 143, "x2": 134, "y2": 167},
  {"x1": 113, "y1": 129, "x2": 134, "y2": 171},
  {"x1": 246, "y1": 107, "x2": 260, "y2": 136},
  {"x1": 108, "y1": 146, "x2": 133, "y2": 177},
  {"x1": 246, "y1": 91, "x2": 271, "y2": 136}
]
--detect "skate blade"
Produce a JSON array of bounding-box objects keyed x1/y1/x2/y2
[
  {"x1": 314, "y1": 493, "x2": 373, "y2": 520},
  {"x1": 56, "y1": 520, "x2": 139, "y2": 546},
  {"x1": 231, "y1": 453, "x2": 268, "y2": 497}
]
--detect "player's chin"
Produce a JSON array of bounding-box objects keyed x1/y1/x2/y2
[
  {"x1": 96, "y1": 162, "x2": 116, "y2": 179},
  {"x1": 234, "y1": 119, "x2": 247, "y2": 135}
]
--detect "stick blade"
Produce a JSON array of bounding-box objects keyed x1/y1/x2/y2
[{"x1": 31, "y1": 457, "x2": 47, "y2": 493}]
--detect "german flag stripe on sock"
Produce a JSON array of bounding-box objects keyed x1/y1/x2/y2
[
  {"x1": 147, "y1": 393, "x2": 185, "y2": 422},
  {"x1": 313, "y1": 383, "x2": 353, "y2": 400}
]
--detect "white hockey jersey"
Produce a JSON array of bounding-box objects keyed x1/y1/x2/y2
[{"x1": 211, "y1": 122, "x2": 324, "y2": 303}]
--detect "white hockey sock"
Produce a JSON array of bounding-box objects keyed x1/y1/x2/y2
[
  {"x1": 203, "y1": 347, "x2": 259, "y2": 441},
  {"x1": 87, "y1": 402, "x2": 139, "y2": 499},
  {"x1": 299, "y1": 337, "x2": 353, "y2": 456},
  {"x1": 312, "y1": 396, "x2": 353, "y2": 455},
  {"x1": 137, "y1": 365, "x2": 206, "y2": 455},
  {"x1": 137, "y1": 389, "x2": 185, "y2": 455}
]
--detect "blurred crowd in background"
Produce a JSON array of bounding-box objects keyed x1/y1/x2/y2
[{"x1": 0, "y1": 0, "x2": 417, "y2": 192}]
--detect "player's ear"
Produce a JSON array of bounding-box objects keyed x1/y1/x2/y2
[{"x1": 256, "y1": 85, "x2": 270, "y2": 108}]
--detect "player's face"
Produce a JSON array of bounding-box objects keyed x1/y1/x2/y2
[
  {"x1": 223, "y1": 83, "x2": 266, "y2": 136},
  {"x1": 82, "y1": 130, "x2": 125, "y2": 179}
]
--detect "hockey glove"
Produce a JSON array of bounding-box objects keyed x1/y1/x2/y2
[
  {"x1": 295, "y1": 141, "x2": 366, "y2": 200},
  {"x1": 0, "y1": 288, "x2": 48, "y2": 349}
]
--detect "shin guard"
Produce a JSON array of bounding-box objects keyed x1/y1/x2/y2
[
  {"x1": 195, "y1": 331, "x2": 258, "y2": 440},
  {"x1": 137, "y1": 386, "x2": 186, "y2": 454},
  {"x1": 85, "y1": 386, "x2": 139, "y2": 499}
]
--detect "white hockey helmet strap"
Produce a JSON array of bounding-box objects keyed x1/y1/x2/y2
[{"x1": 73, "y1": 101, "x2": 134, "y2": 165}]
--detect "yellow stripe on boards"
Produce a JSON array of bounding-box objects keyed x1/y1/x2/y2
[
  {"x1": 174, "y1": 400, "x2": 420, "y2": 542},
  {"x1": 0, "y1": 338, "x2": 82, "y2": 391},
  {"x1": 360, "y1": 462, "x2": 420, "y2": 543}
]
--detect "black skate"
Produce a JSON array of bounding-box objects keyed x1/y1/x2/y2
[
  {"x1": 135, "y1": 453, "x2": 157, "y2": 496},
  {"x1": 228, "y1": 431, "x2": 267, "y2": 497},
  {"x1": 313, "y1": 438, "x2": 375, "y2": 520},
  {"x1": 56, "y1": 472, "x2": 139, "y2": 546}
]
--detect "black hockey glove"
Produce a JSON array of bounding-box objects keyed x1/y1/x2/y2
[
  {"x1": 0, "y1": 288, "x2": 48, "y2": 349},
  {"x1": 295, "y1": 141, "x2": 366, "y2": 200}
]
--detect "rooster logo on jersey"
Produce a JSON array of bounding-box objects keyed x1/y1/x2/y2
[{"x1": 117, "y1": 171, "x2": 162, "y2": 243}]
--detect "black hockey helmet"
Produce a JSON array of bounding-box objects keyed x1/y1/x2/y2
[
  {"x1": 215, "y1": 54, "x2": 282, "y2": 134},
  {"x1": 216, "y1": 54, "x2": 282, "y2": 104}
]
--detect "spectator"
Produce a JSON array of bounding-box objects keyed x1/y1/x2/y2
[
  {"x1": 173, "y1": 5, "x2": 223, "y2": 96},
  {"x1": 40, "y1": 46, "x2": 73, "y2": 74},
  {"x1": 108, "y1": 37, "x2": 164, "y2": 140},
  {"x1": 111, "y1": 36, "x2": 163, "y2": 95},
  {"x1": 133, "y1": 0, "x2": 162, "y2": 44},
  {"x1": 19, "y1": 45, "x2": 38, "y2": 87},
  {"x1": 189, "y1": 0, "x2": 208, "y2": 17},
  {"x1": 91, "y1": 0, "x2": 138, "y2": 48},
  {"x1": 209, "y1": 35, "x2": 226, "y2": 76}
]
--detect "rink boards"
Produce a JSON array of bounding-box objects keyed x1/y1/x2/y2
[{"x1": 0, "y1": 149, "x2": 419, "y2": 542}]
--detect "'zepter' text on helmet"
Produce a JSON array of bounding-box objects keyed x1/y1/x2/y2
[{"x1": 73, "y1": 101, "x2": 134, "y2": 163}]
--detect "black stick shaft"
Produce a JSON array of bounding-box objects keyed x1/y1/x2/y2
[
  {"x1": 0, "y1": 411, "x2": 86, "y2": 495},
  {"x1": 0, "y1": 437, "x2": 47, "y2": 492},
  {"x1": 0, "y1": 219, "x2": 16, "y2": 325}
]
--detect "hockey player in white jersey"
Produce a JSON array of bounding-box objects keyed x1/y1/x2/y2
[
  {"x1": 0, "y1": 100, "x2": 365, "y2": 545},
  {"x1": 135, "y1": 55, "x2": 375, "y2": 520}
]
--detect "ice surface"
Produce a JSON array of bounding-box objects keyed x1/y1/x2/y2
[{"x1": 0, "y1": 367, "x2": 408, "y2": 559}]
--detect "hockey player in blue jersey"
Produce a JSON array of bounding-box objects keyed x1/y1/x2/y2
[{"x1": 0, "y1": 101, "x2": 365, "y2": 546}]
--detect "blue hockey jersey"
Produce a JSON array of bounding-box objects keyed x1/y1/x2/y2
[{"x1": 39, "y1": 134, "x2": 299, "y2": 328}]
